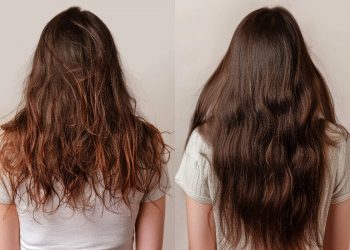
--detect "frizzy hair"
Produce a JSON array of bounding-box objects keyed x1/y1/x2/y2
[
  {"x1": 0, "y1": 7, "x2": 169, "y2": 213},
  {"x1": 188, "y1": 6, "x2": 348, "y2": 250}
]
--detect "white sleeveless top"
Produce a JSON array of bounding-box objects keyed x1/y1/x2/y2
[
  {"x1": 0, "y1": 168, "x2": 169, "y2": 250},
  {"x1": 176, "y1": 126, "x2": 350, "y2": 250}
]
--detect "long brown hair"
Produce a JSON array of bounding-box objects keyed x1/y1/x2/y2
[
  {"x1": 188, "y1": 6, "x2": 348, "y2": 250},
  {"x1": 0, "y1": 7, "x2": 169, "y2": 213}
]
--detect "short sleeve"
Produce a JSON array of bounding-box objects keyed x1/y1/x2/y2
[
  {"x1": 331, "y1": 137, "x2": 350, "y2": 204},
  {"x1": 0, "y1": 171, "x2": 12, "y2": 204},
  {"x1": 141, "y1": 165, "x2": 170, "y2": 202},
  {"x1": 0, "y1": 130, "x2": 12, "y2": 204},
  {"x1": 175, "y1": 130, "x2": 212, "y2": 204}
]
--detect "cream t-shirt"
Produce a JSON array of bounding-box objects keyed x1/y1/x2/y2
[
  {"x1": 175, "y1": 127, "x2": 350, "y2": 250},
  {"x1": 0, "y1": 168, "x2": 169, "y2": 250}
]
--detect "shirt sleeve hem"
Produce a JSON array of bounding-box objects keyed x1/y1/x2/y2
[
  {"x1": 0, "y1": 200, "x2": 12, "y2": 205},
  {"x1": 175, "y1": 177, "x2": 212, "y2": 204},
  {"x1": 331, "y1": 191, "x2": 350, "y2": 204},
  {"x1": 141, "y1": 192, "x2": 167, "y2": 203}
]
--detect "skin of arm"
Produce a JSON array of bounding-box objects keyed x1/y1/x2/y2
[
  {"x1": 0, "y1": 204, "x2": 20, "y2": 250},
  {"x1": 135, "y1": 195, "x2": 166, "y2": 250},
  {"x1": 186, "y1": 195, "x2": 216, "y2": 250},
  {"x1": 185, "y1": 196, "x2": 350, "y2": 250},
  {"x1": 323, "y1": 198, "x2": 350, "y2": 250}
]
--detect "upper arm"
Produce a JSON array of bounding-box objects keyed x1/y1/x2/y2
[
  {"x1": 175, "y1": 130, "x2": 215, "y2": 249},
  {"x1": 0, "y1": 204, "x2": 20, "y2": 250},
  {"x1": 135, "y1": 196, "x2": 166, "y2": 250},
  {"x1": 323, "y1": 199, "x2": 350, "y2": 250},
  {"x1": 186, "y1": 195, "x2": 216, "y2": 250}
]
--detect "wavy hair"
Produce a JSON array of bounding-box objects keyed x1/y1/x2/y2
[
  {"x1": 188, "y1": 6, "x2": 348, "y2": 250},
  {"x1": 0, "y1": 7, "x2": 169, "y2": 213}
]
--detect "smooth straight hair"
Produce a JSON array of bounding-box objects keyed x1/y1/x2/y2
[
  {"x1": 0, "y1": 7, "x2": 169, "y2": 213},
  {"x1": 188, "y1": 6, "x2": 348, "y2": 250}
]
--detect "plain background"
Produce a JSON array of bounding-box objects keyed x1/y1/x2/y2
[
  {"x1": 0, "y1": 1, "x2": 174, "y2": 250},
  {"x1": 175, "y1": 0, "x2": 350, "y2": 249}
]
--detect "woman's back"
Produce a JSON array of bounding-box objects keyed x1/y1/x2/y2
[
  {"x1": 0, "y1": 174, "x2": 167, "y2": 249},
  {"x1": 176, "y1": 123, "x2": 350, "y2": 249}
]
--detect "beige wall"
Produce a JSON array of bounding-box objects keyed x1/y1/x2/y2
[
  {"x1": 0, "y1": 1, "x2": 174, "y2": 249},
  {"x1": 175, "y1": 0, "x2": 350, "y2": 249}
]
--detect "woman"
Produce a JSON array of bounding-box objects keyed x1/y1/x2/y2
[
  {"x1": 0, "y1": 7, "x2": 169, "y2": 250},
  {"x1": 176, "y1": 6, "x2": 350, "y2": 250}
]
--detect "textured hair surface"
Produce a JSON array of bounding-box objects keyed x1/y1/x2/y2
[
  {"x1": 188, "y1": 6, "x2": 348, "y2": 250},
  {"x1": 0, "y1": 7, "x2": 169, "y2": 213}
]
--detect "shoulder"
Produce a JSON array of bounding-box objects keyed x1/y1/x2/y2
[
  {"x1": 324, "y1": 122, "x2": 349, "y2": 161},
  {"x1": 325, "y1": 121, "x2": 349, "y2": 144},
  {"x1": 184, "y1": 128, "x2": 212, "y2": 163}
]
